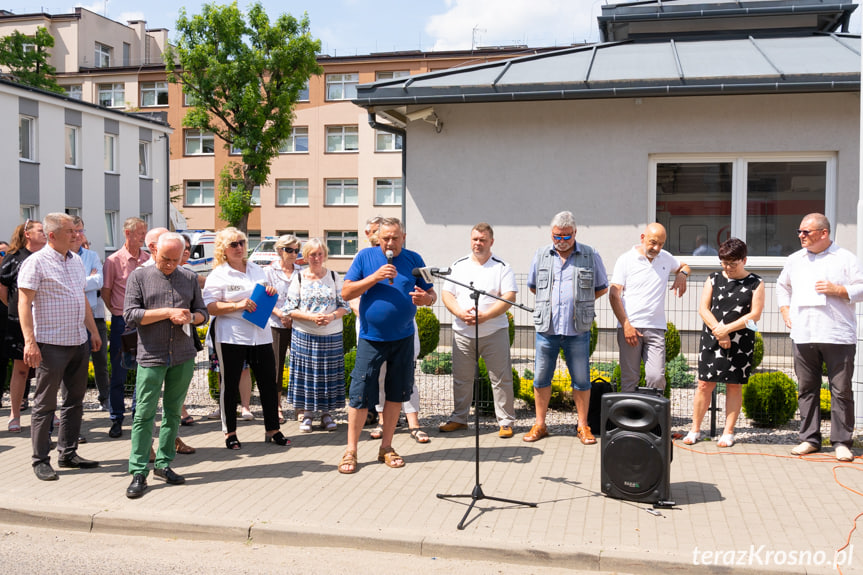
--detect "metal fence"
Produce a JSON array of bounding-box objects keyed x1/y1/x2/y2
[{"x1": 169, "y1": 273, "x2": 853, "y2": 438}]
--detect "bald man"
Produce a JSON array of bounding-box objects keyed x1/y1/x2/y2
[{"x1": 609, "y1": 223, "x2": 689, "y2": 392}]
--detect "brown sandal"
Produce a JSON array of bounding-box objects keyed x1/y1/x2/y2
[
  {"x1": 378, "y1": 446, "x2": 405, "y2": 468},
  {"x1": 338, "y1": 449, "x2": 358, "y2": 474}
]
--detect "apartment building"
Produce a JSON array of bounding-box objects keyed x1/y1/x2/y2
[{"x1": 0, "y1": 7, "x2": 555, "y2": 270}]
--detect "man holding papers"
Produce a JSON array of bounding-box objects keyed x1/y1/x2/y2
[{"x1": 777, "y1": 213, "x2": 863, "y2": 461}]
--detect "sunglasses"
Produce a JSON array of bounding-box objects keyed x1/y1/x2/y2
[
  {"x1": 279, "y1": 247, "x2": 300, "y2": 254},
  {"x1": 553, "y1": 235, "x2": 573, "y2": 241},
  {"x1": 797, "y1": 229, "x2": 824, "y2": 237},
  {"x1": 228, "y1": 240, "x2": 246, "y2": 249}
]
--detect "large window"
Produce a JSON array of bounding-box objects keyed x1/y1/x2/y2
[
  {"x1": 140, "y1": 82, "x2": 169, "y2": 107},
  {"x1": 279, "y1": 127, "x2": 309, "y2": 153},
  {"x1": 375, "y1": 178, "x2": 403, "y2": 206},
  {"x1": 652, "y1": 154, "x2": 833, "y2": 259},
  {"x1": 325, "y1": 73, "x2": 358, "y2": 101},
  {"x1": 276, "y1": 179, "x2": 309, "y2": 206},
  {"x1": 98, "y1": 83, "x2": 125, "y2": 108},
  {"x1": 104, "y1": 134, "x2": 117, "y2": 172},
  {"x1": 375, "y1": 130, "x2": 403, "y2": 152},
  {"x1": 326, "y1": 231, "x2": 358, "y2": 257},
  {"x1": 65, "y1": 126, "x2": 79, "y2": 167},
  {"x1": 19, "y1": 115, "x2": 35, "y2": 160},
  {"x1": 325, "y1": 179, "x2": 358, "y2": 206},
  {"x1": 139, "y1": 141, "x2": 150, "y2": 176},
  {"x1": 185, "y1": 181, "x2": 215, "y2": 206},
  {"x1": 298, "y1": 80, "x2": 309, "y2": 102},
  {"x1": 326, "y1": 126, "x2": 358, "y2": 153},
  {"x1": 185, "y1": 130, "x2": 215, "y2": 155},
  {"x1": 95, "y1": 42, "x2": 112, "y2": 67}
]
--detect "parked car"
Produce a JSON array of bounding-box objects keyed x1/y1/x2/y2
[
  {"x1": 249, "y1": 236, "x2": 306, "y2": 268},
  {"x1": 178, "y1": 230, "x2": 216, "y2": 276}
]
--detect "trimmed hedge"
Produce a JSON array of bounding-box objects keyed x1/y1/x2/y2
[
  {"x1": 415, "y1": 307, "x2": 439, "y2": 359},
  {"x1": 742, "y1": 371, "x2": 798, "y2": 427}
]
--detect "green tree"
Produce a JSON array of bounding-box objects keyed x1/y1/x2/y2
[
  {"x1": 0, "y1": 27, "x2": 65, "y2": 94},
  {"x1": 164, "y1": 2, "x2": 321, "y2": 232}
]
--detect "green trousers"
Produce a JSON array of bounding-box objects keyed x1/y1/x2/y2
[{"x1": 128, "y1": 360, "x2": 194, "y2": 476}]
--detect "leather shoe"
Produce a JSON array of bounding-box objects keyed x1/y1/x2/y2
[
  {"x1": 791, "y1": 441, "x2": 820, "y2": 456},
  {"x1": 498, "y1": 426, "x2": 514, "y2": 438},
  {"x1": 108, "y1": 420, "x2": 122, "y2": 438},
  {"x1": 175, "y1": 437, "x2": 196, "y2": 454},
  {"x1": 58, "y1": 454, "x2": 99, "y2": 469},
  {"x1": 836, "y1": 444, "x2": 854, "y2": 462},
  {"x1": 126, "y1": 473, "x2": 147, "y2": 498},
  {"x1": 439, "y1": 421, "x2": 468, "y2": 432},
  {"x1": 577, "y1": 425, "x2": 597, "y2": 445},
  {"x1": 153, "y1": 467, "x2": 185, "y2": 485},
  {"x1": 523, "y1": 423, "x2": 548, "y2": 442},
  {"x1": 33, "y1": 461, "x2": 58, "y2": 481}
]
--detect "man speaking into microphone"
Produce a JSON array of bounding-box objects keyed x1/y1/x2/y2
[{"x1": 339, "y1": 217, "x2": 436, "y2": 473}]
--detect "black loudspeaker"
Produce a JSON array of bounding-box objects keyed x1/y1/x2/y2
[{"x1": 600, "y1": 391, "x2": 671, "y2": 503}]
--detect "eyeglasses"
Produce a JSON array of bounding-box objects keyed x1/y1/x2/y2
[
  {"x1": 553, "y1": 235, "x2": 573, "y2": 241},
  {"x1": 227, "y1": 240, "x2": 246, "y2": 249},
  {"x1": 720, "y1": 259, "x2": 742, "y2": 267},
  {"x1": 797, "y1": 229, "x2": 825, "y2": 237},
  {"x1": 184, "y1": 246, "x2": 192, "y2": 252},
  {"x1": 279, "y1": 247, "x2": 300, "y2": 254},
  {"x1": 75, "y1": 228, "x2": 87, "y2": 235}
]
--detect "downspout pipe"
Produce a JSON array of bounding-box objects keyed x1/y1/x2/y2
[{"x1": 367, "y1": 112, "x2": 408, "y2": 232}]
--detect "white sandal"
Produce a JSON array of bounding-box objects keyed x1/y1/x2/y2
[
  {"x1": 718, "y1": 433, "x2": 735, "y2": 448},
  {"x1": 682, "y1": 431, "x2": 701, "y2": 445},
  {"x1": 299, "y1": 416, "x2": 313, "y2": 433},
  {"x1": 321, "y1": 413, "x2": 337, "y2": 431}
]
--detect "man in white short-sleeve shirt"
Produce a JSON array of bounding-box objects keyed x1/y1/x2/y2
[
  {"x1": 441, "y1": 223, "x2": 518, "y2": 438},
  {"x1": 609, "y1": 223, "x2": 689, "y2": 392}
]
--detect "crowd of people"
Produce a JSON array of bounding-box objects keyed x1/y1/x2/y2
[{"x1": 0, "y1": 210, "x2": 859, "y2": 493}]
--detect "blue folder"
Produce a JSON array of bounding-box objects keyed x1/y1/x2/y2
[{"x1": 241, "y1": 283, "x2": 278, "y2": 329}]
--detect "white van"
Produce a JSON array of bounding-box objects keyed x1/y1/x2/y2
[{"x1": 178, "y1": 230, "x2": 216, "y2": 276}]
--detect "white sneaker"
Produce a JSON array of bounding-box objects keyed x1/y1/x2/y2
[
  {"x1": 791, "y1": 441, "x2": 819, "y2": 456},
  {"x1": 299, "y1": 416, "x2": 313, "y2": 433},
  {"x1": 835, "y1": 444, "x2": 854, "y2": 462},
  {"x1": 240, "y1": 408, "x2": 255, "y2": 421},
  {"x1": 207, "y1": 408, "x2": 221, "y2": 420}
]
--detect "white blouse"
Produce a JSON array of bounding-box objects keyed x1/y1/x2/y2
[{"x1": 203, "y1": 261, "x2": 273, "y2": 346}]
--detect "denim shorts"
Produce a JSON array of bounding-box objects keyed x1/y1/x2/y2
[
  {"x1": 349, "y1": 335, "x2": 414, "y2": 409},
  {"x1": 534, "y1": 331, "x2": 591, "y2": 391}
]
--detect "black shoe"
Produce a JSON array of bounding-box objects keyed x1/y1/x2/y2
[
  {"x1": 33, "y1": 461, "x2": 58, "y2": 481},
  {"x1": 108, "y1": 420, "x2": 122, "y2": 438},
  {"x1": 153, "y1": 467, "x2": 185, "y2": 485},
  {"x1": 58, "y1": 454, "x2": 99, "y2": 469},
  {"x1": 264, "y1": 431, "x2": 291, "y2": 446},
  {"x1": 126, "y1": 473, "x2": 147, "y2": 499},
  {"x1": 20, "y1": 400, "x2": 29, "y2": 412},
  {"x1": 78, "y1": 435, "x2": 87, "y2": 444}
]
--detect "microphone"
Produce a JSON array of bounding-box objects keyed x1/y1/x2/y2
[
  {"x1": 411, "y1": 266, "x2": 451, "y2": 283},
  {"x1": 385, "y1": 250, "x2": 394, "y2": 284}
]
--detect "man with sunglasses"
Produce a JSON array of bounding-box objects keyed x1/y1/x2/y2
[
  {"x1": 777, "y1": 213, "x2": 863, "y2": 462},
  {"x1": 525, "y1": 211, "x2": 608, "y2": 444},
  {"x1": 102, "y1": 217, "x2": 149, "y2": 438},
  {"x1": 609, "y1": 222, "x2": 689, "y2": 393}
]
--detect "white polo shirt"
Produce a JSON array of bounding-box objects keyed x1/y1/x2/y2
[
  {"x1": 611, "y1": 247, "x2": 680, "y2": 330},
  {"x1": 203, "y1": 261, "x2": 273, "y2": 346},
  {"x1": 444, "y1": 253, "x2": 518, "y2": 338}
]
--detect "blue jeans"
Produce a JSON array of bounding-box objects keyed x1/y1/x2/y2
[
  {"x1": 349, "y1": 336, "x2": 414, "y2": 409},
  {"x1": 108, "y1": 314, "x2": 136, "y2": 422},
  {"x1": 534, "y1": 331, "x2": 591, "y2": 391}
]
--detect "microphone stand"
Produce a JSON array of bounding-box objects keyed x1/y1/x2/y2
[{"x1": 433, "y1": 270, "x2": 537, "y2": 530}]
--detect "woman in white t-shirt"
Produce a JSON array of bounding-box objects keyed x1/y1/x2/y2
[
  {"x1": 284, "y1": 238, "x2": 350, "y2": 432},
  {"x1": 202, "y1": 228, "x2": 290, "y2": 449}
]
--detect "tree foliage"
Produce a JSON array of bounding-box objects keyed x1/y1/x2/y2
[
  {"x1": 165, "y1": 2, "x2": 321, "y2": 232},
  {"x1": 0, "y1": 27, "x2": 65, "y2": 94}
]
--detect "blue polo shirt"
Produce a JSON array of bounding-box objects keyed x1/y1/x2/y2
[{"x1": 346, "y1": 246, "x2": 432, "y2": 342}]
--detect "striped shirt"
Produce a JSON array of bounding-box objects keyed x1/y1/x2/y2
[
  {"x1": 123, "y1": 265, "x2": 208, "y2": 368},
  {"x1": 17, "y1": 246, "x2": 88, "y2": 346}
]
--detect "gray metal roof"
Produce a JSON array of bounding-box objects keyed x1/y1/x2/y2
[{"x1": 353, "y1": 34, "x2": 860, "y2": 110}]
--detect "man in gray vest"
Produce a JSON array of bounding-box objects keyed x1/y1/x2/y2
[{"x1": 525, "y1": 211, "x2": 608, "y2": 444}]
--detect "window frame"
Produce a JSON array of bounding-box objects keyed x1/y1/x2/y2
[
  {"x1": 67, "y1": 84, "x2": 83, "y2": 100},
  {"x1": 325, "y1": 178, "x2": 359, "y2": 206},
  {"x1": 279, "y1": 127, "x2": 309, "y2": 154},
  {"x1": 326, "y1": 230, "x2": 359, "y2": 258},
  {"x1": 95, "y1": 42, "x2": 112, "y2": 68},
  {"x1": 374, "y1": 177, "x2": 403, "y2": 206},
  {"x1": 325, "y1": 125, "x2": 359, "y2": 153},
  {"x1": 184, "y1": 129, "x2": 215, "y2": 156},
  {"x1": 19, "y1": 115, "x2": 36, "y2": 161},
  {"x1": 375, "y1": 129, "x2": 403, "y2": 152},
  {"x1": 649, "y1": 151, "x2": 837, "y2": 268},
  {"x1": 297, "y1": 80, "x2": 310, "y2": 102},
  {"x1": 138, "y1": 141, "x2": 150, "y2": 177},
  {"x1": 375, "y1": 70, "x2": 410, "y2": 80},
  {"x1": 325, "y1": 73, "x2": 359, "y2": 101},
  {"x1": 104, "y1": 133, "x2": 117, "y2": 173},
  {"x1": 98, "y1": 83, "x2": 125, "y2": 108},
  {"x1": 184, "y1": 180, "x2": 216, "y2": 207},
  {"x1": 276, "y1": 179, "x2": 310, "y2": 206},
  {"x1": 65, "y1": 125, "x2": 80, "y2": 168},
  {"x1": 105, "y1": 211, "x2": 118, "y2": 249},
  {"x1": 140, "y1": 81, "x2": 169, "y2": 107}
]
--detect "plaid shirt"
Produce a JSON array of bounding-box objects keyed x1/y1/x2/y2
[{"x1": 17, "y1": 246, "x2": 88, "y2": 346}]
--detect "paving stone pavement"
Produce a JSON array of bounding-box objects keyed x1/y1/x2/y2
[{"x1": 0, "y1": 408, "x2": 861, "y2": 575}]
